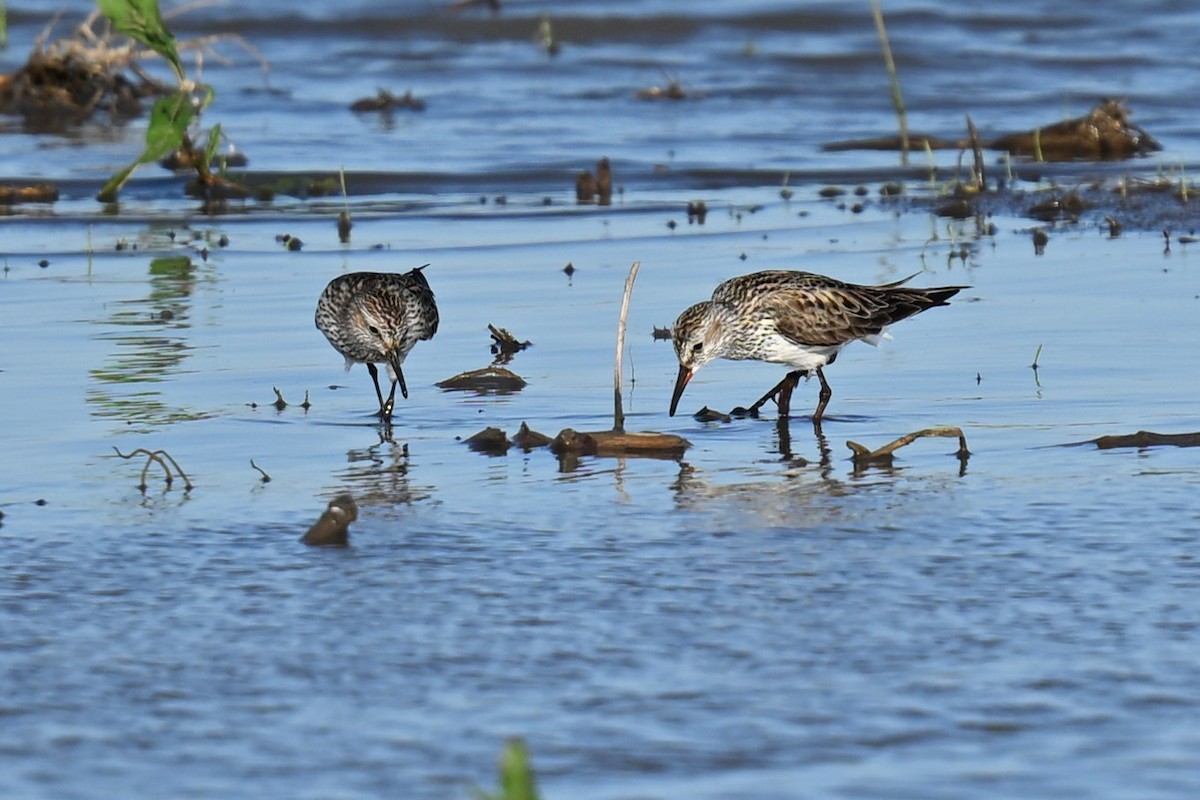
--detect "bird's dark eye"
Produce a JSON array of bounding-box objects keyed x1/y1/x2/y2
[
  {"x1": 368, "y1": 325, "x2": 381, "y2": 336},
  {"x1": 691, "y1": 342, "x2": 703, "y2": 353}
]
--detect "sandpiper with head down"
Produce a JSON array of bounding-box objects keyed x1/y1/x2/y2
[
  {"x1": 315, "y1": 266, "x2": 439, "y2": 420},
  {"x1": 670, "y1": 270, "x2": 965, "y2": 423}
]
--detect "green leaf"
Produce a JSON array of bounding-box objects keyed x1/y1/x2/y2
[
  {"x1": 203, "y1": 123, "x2": 223, "y2": 172},
  {"x1": 96, "y1": 92, "x2": 193, "y2": 201},
  {"x1": 497, "y1": 738, "x2": 540, "y2": 800},
  {"x1": 141, "y1": 92, "x2": 194, "y2": 163},
  {"x1": 97, "y1": 0, "x2": 185, "y2": 82}
]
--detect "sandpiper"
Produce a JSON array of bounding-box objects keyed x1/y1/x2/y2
[
  {"x1": 670, "y1": 270, "x2": 965, "y2": 422},
  {"x1": 315, "y1": 267, "x2": 439, "y2": 420}
]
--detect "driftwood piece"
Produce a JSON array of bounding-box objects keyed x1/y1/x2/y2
[
  {"x1": 1085, "y1": 430, "x2": 1200, "y2": 450},
  {"x1": 550, "y1": 428, "x2": 691, "y2": 458},
  {"x1": 846, "y1": 427, "x2": 970, "y2": 465}
]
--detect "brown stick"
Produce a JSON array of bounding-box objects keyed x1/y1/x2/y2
[
  {"x1": 846, "y1": 426, "x2": 970, "y2": 464},
  {"x1": 614, "y1": 261, "x2": 640, "y2": 432}
]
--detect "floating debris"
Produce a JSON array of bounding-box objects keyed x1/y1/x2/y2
[
  {"x1": 488, "y1": 323, "x2": 531, "y2": 363},
  {"x1": 349, "y1": 88, "x2": 426, "y2": 114},
  {"x1": 651, "y1": 326, "x2": 672, "y2": 341},
  {"x1": 824, "y1": 99, "x2": 1161, "y2": 162},
  {"x1": 575, "y1": 157, "x2": 612, "y2": 205},
  {"x1": 991, "y1": 99, "x2": 1160, "y2": 161},
  {"x1": 512, "y1": 422, "x2": 552, "y2": 450},
  {"x1": 0, "y1": 12, "x2": 169, "y2": 130},
  {"x1": 301, "y1": 494, "x2": 358, "y2": 546},
  {"x1": 1032, "y1": 227, "x2": 1050, "y2": 255},
  {"x1": 160, "y1": 146, "x2": 248, "y2": 172},
  {"x1": 846, "y1": 426, "x2": 971, "y2": 467},
  {"x1": 687, "y1": 200, "x2": 707, "y2": 224},
  {"x1": 437, "y1": 365, "x2": 527, "y2": 393},
  {"x1": 0, "y1": 183, "x2": 59, "y2": 205},
  {"x1": 464, "y1": 426, "x2": 511, "y2": 455},
  {"x1": 692, "y1": 406, "x2": 731, "y2": 423}
]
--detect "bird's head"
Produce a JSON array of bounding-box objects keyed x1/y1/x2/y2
[{"x1": 669, "y1": 301, "x2": 726, "y2": 416}]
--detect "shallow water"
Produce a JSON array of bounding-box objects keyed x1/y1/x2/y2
[{"x1": 2, "y1": 2, "x2": 1200, "y2": 798}]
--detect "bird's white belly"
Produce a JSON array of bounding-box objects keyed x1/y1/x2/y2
[{"x1": 759, "y1": 338, "x2": 840, "y2": 370}]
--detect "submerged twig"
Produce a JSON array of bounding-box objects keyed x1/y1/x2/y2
[
  {"x1": 112, "y1": 446, "x2": 193, "y2": 492},
  {"x1": 846, "y1": 427, "x2": 970, "y2": 466},
  {"x1": 250, "y1": 459, "x2": 271, "y2": 483}
]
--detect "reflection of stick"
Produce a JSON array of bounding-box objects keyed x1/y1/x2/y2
[
  {"x1": 846, "y1": 426, "x2": 970, "y2": 464},
  {"x1": 614, "y1": 261, "x2": 641, "y2": 432}
]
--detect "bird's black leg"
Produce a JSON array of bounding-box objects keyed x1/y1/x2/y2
[
  {"x1": 811, "y1": 367, "x2": 833, "y2": 423},
  {"x1": 367, "y1": 363, "x2": 387, "y2": 413},
  {"x1": 382, "y1": 379, "x2": 398, "y2": 419},
  {"x1": 748, "y1": 370, "x2": 804, "y2": 417}
]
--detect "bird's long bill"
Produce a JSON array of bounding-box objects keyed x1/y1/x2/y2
[
  {"x1": 389, "y1": 352, "x2": 409, "y2": 399},
  {"x1": 669, "y1": 364, "x2": 693, "y2": 417}
]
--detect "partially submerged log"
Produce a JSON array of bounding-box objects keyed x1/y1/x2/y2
[
  {"x1": 550, "y1": 428, "x2": 690, "y2": 458},
  {"x1": 1083, "y1": 430, "x2": 1200, "y2": 450}
]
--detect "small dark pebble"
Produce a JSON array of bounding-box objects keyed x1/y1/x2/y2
[
  {"x1": 880, "y1": 182, "x2": 904, "y2": 197},
  {"x1": 287, "y1": 237, "x2": 303, "y2": 251},
  {"x1": 158, "y1": 309, "x2": 175, "y2": 322},
  {"x1": 218, "y1": 234, "x2": 230, "y2": 247},
  {"x1": 563, "y1": 262, "x2": 576, "y2": 276},
  {"x1": 818, "y1": 186, "x2": 845, "y2": 198},
  {"x1": 38, "y1": 259, "x2": 49, "y2": 268}
]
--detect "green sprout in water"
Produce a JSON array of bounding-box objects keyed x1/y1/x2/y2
[
  {"x1": 95, "y1": 0, "x2": 227, "y2": 202},
  {"x1": 474, "y1": 738, "x2": 541, "y2": 800}
]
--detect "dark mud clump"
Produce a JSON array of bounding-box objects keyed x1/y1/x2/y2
[{"x1": 0, "y1": 16, "x2": 169, "y2": 131}]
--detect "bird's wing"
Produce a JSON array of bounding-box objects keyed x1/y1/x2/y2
[{"x1": 765, "y1": 285, "x2": 901, "y2": 347}]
